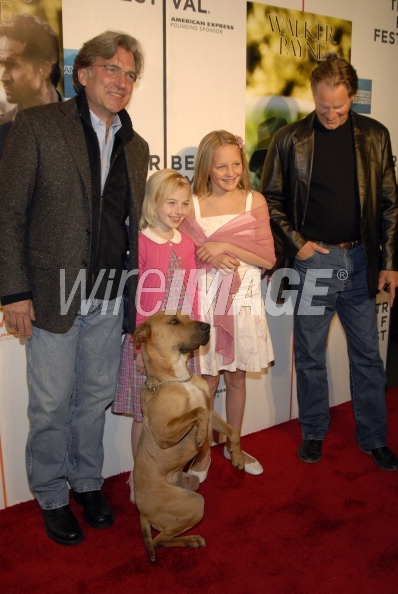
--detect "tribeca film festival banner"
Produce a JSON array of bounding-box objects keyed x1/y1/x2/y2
[{"x1": 0, "y1": 0, "x2": 396, "y2": 507}]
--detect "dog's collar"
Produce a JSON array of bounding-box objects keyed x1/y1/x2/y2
[{"x1": 144, "y1": 373, "x2": 193, "y2": 393}]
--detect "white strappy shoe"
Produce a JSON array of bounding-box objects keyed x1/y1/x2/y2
[
  {"x1": 223, "y1": 445, "x2": 264, "y2": 475},
  {"x1": 187, "y1": 459, "x2": 211, "y2": 483}
]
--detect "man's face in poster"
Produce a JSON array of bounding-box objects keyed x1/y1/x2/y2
[{"x1": 0, "y1": 36, "x2": 43, "y2": 108}]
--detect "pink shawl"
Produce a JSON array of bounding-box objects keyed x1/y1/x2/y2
[{"x1": 180, "y1": 204, "x2": 276, "y2": 365}]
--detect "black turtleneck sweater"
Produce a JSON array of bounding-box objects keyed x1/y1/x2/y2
[{"x1": 301, "y1": 116, "x2": 361, "y2": 244}]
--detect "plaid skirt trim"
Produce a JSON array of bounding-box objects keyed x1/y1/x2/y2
[{"x1": 111, "y1": 334, "x2": 201, "y2": 421}]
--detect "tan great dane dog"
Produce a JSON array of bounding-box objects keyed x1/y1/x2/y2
[{"x1": 133, "y1": 311, "x2": 245, "y2": 562}]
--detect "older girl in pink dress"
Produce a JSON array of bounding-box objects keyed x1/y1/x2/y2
[{"x1": 181, "y1": 130, "x2": 276, "y2": 481}]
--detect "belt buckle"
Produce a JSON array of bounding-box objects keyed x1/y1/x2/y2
[{"x1": 340, "y1": 240, "x2": 358, "y2": 249}]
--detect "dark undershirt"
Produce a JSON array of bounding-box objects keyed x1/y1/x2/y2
[{"x1": 301, "y1": 116, "x2": 361, "y2": 244}]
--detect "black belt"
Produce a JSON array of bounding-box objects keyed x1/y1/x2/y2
[{"x1": 314, "y1": 240, "x2": 361, "y2": 249}]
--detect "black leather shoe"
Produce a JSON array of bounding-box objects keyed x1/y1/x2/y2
[
  {"x1": 298, "y1": 439, "x2": 323, "y2": 463},
  {"x1": 73, "y1": 490, "x2": 114, "y2": 528},
  {"x1": 42, "y1": 505, "x2": 84, "y2": 545},
  {"x1": 367, "y1": 446, "x2": 398, "y2": 471}
]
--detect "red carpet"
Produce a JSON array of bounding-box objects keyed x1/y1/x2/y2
[{"x1": 1, "y1": 390, "x2": 398, "y2": 594}]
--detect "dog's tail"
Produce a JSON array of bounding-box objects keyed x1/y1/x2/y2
[{"x1": 140, "y1": 514, "x2": 156, "y2": 562}]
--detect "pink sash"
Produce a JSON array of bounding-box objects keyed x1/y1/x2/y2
[{"x1": 181, "y1": 204, "x2": 276, "y2": 364}]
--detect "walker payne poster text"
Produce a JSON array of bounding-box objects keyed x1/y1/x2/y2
[{"x1": 245, "y1": 3, "x2": 352, "y2": 188}]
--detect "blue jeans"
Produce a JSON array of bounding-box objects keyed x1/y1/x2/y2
[
  {"x1": 26, "y1": 299, "x2": 123, "y2": 510},
  {"x1": 293, "y1": 245, "x2": 387, "y2": 451}
]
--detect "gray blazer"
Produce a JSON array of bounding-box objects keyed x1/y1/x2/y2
[{"x1": 0, "y1": 96, "x2": 149, "y2": 333}]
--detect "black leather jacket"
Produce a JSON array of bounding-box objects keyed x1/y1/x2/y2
[{"x1": 261, "y1": 110, "x2": 398, "y2": 296}]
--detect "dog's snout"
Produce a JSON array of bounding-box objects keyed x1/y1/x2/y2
[{"x1": 199, "y1": 321, "x2": 211, "y2": 347}]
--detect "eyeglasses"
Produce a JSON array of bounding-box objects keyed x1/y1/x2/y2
[{"x1": 92, "y1": 64, "x2": 139, "y2": 84}]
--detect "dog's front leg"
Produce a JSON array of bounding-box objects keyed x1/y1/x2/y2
[
  {"x1": 152, "y1": 406, "x2": 209, "y2": 449},
  {"x1": 210, "y1": 411, "x2": 245, "y2": 470}
]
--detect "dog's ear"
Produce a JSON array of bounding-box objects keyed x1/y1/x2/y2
[{"x1": 133, "y1": 322, "x2": 151, "y2": 346}]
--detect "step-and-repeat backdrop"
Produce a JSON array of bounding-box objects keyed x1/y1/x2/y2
[{"x1": 0, "y1": 0, "x2": 396, "y2": 507}]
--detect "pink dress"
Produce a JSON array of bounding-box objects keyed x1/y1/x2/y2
[
  {"x1": 111, "y1": 227, "x2": 200, "y2": 420},
  {"x1": 189, "y1": 193, "x2": 274, "y2": 374}
]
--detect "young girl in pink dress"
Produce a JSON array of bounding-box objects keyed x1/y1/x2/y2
[
  {"x1": 181, "y1": 130, "x2": 276, "y2": 481},
  {"x1": 112, "y1": 169, "x2": 199, "y2": 501}
]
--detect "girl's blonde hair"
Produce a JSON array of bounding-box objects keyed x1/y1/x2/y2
[
  {"x1": 193, "y1": 130, "x2": 252, "y2": 197},
  {"x1": 140, "y1": 169, "x2": 192, "y2": 230}
]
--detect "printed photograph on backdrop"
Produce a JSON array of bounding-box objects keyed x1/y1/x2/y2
[
  {"x1": 61, "y1": 0, "x2": 163, "y2": 167},
  {"x1": 0, "y1": 0, "x2": 63, "y2": 158},
  {"x1": 245, "y1": 2, "x2": 352, "y2": 189}
]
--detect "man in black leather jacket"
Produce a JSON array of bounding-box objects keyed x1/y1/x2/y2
[{"x1": 261, "y1": 53, "x2": 398, "y2": 471}]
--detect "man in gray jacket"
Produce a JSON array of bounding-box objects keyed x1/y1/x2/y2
[
  {"x1": 0, "y1": 31, "x2": 149, "y2": 544},
  {"x1": 261, "y1": 53, "x2": 398, "y2": 471}
]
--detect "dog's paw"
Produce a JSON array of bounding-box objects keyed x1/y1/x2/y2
[
  {"x1": 230, "y1": 449, "x2": 245, "y2": 470},
  {"x1": 175, "y1": 471, "x2": 200, "y2": 492},
  {"x1": 186, "y1": 535, "x2": 206, "y2": 548},
  {"x1": 186, "y1": 474, "x2": 200, "y2": 491}
]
